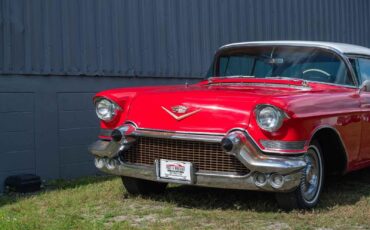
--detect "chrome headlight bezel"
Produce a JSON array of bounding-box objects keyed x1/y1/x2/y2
[
  {"x1": 95, "y1": 98, "x2": 120, "y2": 122},
  {"x1": 255, "y1": 104, "x2": 286, "y2": 132}
]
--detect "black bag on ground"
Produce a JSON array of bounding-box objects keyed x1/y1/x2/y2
[{"x1": 4, "y1": 174, "x2": 42, "y2": 193}]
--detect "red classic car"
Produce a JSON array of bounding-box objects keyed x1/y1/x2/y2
[{"x1": 89, "y1": 41, "x2": 370, "y2": 209}]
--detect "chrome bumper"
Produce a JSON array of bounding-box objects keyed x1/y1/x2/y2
[
  {"x1": 89, "y1": 125, "x2": 307, "y2": 192},
  {"x1": 94, "y1": 157, "x2": 302, "y2": 192}
]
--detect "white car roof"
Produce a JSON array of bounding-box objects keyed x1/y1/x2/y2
[{"x1": 220, "y1": 41, "x2": 370, "y2": 57}]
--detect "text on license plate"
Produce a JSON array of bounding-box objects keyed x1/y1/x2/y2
[{"x1": 158, "y1": 159, "x2": 192, "y2": 182}]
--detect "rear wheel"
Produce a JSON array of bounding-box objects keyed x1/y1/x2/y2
[
  {"x1": 276, "y1": 142, "x2": 324, "y2": 210},
  {"x1": 121, "y1": 176, "x2": 167, "y2": 195}
]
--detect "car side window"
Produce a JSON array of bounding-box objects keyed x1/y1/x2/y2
[{"x1": 357, "y1": 58, "x2": 370, "y2": 82}]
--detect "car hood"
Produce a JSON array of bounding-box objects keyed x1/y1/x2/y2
[{"x1": 125, "y1": 82, "x2": 306, "y2": 133}]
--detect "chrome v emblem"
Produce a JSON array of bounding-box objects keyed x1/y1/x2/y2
[{"x1": 161, "y1": 106, "x2": 201, "y2": 121}]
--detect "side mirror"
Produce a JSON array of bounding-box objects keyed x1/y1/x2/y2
[{"x1": 359, "y1": 80, "x2": 370, "y2": 93}]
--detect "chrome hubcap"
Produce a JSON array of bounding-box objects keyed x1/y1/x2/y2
[{"x1": 301, "y1": 148, "x2": 320, "y2": 202}]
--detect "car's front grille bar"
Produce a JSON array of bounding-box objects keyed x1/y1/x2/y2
[{"x1": 121, "y1": 136, "x2": 250, "y2": 174}]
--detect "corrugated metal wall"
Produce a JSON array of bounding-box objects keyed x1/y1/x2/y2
[{"x1": 1, "y1": 0, "x2": 370, "y2": 78}]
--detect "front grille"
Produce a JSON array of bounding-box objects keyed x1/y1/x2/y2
[{"x1": 121, "y1": 136, "x2": 250, "y2": 174}]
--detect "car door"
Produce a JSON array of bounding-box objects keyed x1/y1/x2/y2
[{"x1": 355, "y1": 57, "x2": 370, "y2": 162}]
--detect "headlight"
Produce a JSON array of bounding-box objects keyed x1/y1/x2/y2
[
  {"x1": 255, "y1": 105, "x2": 285, "y2": 132},
  {"x1": 95, "y1": 98, "x2": 120, "y2": 121}
]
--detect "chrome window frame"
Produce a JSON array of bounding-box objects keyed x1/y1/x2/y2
[{"x1": 347, "y1": 54, "x2": 370, "y2": 85}]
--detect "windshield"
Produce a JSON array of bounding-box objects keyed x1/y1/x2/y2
[{"x1": 211, "y1": 46, "x2": 354, "y2": 86}]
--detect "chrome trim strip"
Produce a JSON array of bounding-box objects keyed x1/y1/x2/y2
[
  {"x1": 133, "y1": 127, "x2": 226, "y2": 136},
  {"x1": 260, "y1": 140, "x2": 306, "y2": 151},
  {"x1": 131, "y1": 128, "x2": 224, "y2": 143},
  {"x1": 196, "y1": 170, "x2": 250, "y2": 179},
  {"x1": 207, "y1": 79, "x2": 359, "y2": 90},
  {"x1": 208, "y1": 82, "x2": 311, "y2": 90}
]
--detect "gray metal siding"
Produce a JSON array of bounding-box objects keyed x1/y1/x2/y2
[{"x1": 1, "y1": 0, "x2": 370, "y2": 78}]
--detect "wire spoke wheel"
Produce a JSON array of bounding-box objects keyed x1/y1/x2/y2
[{"x1": 301, "y1": 149, "x2": 321, "y2": 202}]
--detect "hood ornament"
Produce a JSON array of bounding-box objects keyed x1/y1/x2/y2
[{"x1": 162, "y1": 105, "x2": 201, "y2": 121}]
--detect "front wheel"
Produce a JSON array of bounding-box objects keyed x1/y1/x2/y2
[
  {"x1": 276, "y1": 142, "x2": 324, "y2": 210},
  {"x1": 121, "y1": 176, "x2": 167, "y2": 195}
]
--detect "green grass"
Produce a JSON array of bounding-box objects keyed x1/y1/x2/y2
[{"x1": 1, "y1": 169, "x2": 370, "y2": 230}]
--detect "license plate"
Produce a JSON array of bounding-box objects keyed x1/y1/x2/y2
[{"x1": 158, "y1": 159, "x2": 192, "y2": 182}]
